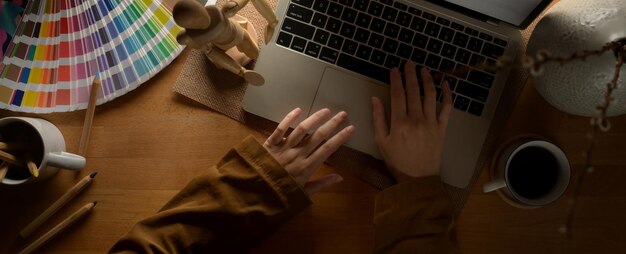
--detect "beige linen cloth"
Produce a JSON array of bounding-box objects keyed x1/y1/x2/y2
[{"x1": 173, "y1": 0, "x2": 541, "y2": 215}]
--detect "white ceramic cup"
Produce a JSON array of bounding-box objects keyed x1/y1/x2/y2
[
  {"x1": 483, "y1": 138, "x2": 570, "y2": 208},
  {"x1": 0, "y1": 117, "x2": 86, "y2": 185}
]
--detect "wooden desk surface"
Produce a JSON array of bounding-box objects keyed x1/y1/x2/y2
[{"x1": 2, "y1": 9, "x2": 626, "y2": 254}]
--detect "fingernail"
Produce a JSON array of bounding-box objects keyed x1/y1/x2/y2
[
  {"x1": 422, "y1": 67, "x2": 429, "y2": 72},
  {"x1": 346, "y1": 125, "x2": 356, "y2": 133},
  {"x1": 332, "y1": 175, "x2": 344, "y2": 183}
]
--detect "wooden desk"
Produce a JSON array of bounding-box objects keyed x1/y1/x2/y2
[{"x1": 2, "y1": 10, "x2": 626, "y2": 254}]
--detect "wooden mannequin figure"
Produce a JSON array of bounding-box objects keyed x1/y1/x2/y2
[{"x1": 173, "y1": 0, "x2": 277, "y2": 86}]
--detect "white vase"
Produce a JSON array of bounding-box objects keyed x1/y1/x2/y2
[{"x1": 527, "y1": 0, "x2": 626, "y2": 117}]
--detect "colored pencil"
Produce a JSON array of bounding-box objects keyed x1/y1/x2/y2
[
  {"x1": 78, "y1": 76, "x2": 101, "y2": 156},
  {"x1": 0, "y1": 162, "x2": 9, "y2": 182},
  {"x1": 18, "y1": 202, "x2": 97, "y2": 254},
  {"x1": 20, "y1": 172, "x2": 98, "y2": 238}
]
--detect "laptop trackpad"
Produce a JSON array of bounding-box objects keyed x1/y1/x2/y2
[{"x1": 310, "y1": 67, "x2": 390, "y2": 159}]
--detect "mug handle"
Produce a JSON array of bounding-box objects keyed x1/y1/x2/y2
[
  {"x1": 47, "y1": 152, "x2": 86, "y2": 171},
  {"x1": 483, "y1": 179, "x2": 507, "y2": 193}
]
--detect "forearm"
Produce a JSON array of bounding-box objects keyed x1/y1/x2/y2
[
  {"x1": 374, "y1": 176, "x2": 457, "y2": 254},
  {"x1": 109, "y1": 136, "x2": 311, "y2": 253}
]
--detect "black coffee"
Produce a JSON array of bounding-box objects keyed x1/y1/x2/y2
[{"x1": 507, "y1": 146, "x2": 560, "y2": 199}]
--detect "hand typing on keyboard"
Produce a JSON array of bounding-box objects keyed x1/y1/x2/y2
[{"x1": 372, "y1": 61, "x2": 453, "y2": 183}]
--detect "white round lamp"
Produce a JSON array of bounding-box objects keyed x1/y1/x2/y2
[{"x1": 527, "y1": 0, "x2": 626, "y2": 117}]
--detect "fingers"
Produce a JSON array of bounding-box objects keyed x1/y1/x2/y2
[
  {"x1": 304, "y1": 111, "x2": 349, "y2": 156},
  {"x1": 303, "y1": 174, "x2": 343, "y2": 195},
  {"x1": 420, "y1": 67, "x2": 437, "y2": 122},
  {"x1": 267, "y1": 108, "x2": 302, "y2": 146},
  {"x1": 286, "y1": 108, "x2": 332, "y2": 147},
  {"x1": 371, "y1": 97, "x2": 388, "y2": 144},
  {"x1": 389, "y1": 67, "x2": 406, "y2": 124},
  {"x1": 438, "y1": 81, "x2": 453, "y2": 132},
  {"x1": 404, "y1": 62, "x2": 423, "y2": 119},
  {"x1": 306, "y1": 125, "x2": 355, "y2": 171}
]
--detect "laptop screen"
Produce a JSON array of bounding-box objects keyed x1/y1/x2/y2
[{"x1": 435, "y1": 0, "x2": 551, "y2": 28}]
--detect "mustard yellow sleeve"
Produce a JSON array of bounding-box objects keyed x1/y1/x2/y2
[
  {"x1": 109, "y1": 136, "x2": 311, "y2": 254},
  {"x1": 374, "y1": 175, "x2": 458, "y2": 254}
]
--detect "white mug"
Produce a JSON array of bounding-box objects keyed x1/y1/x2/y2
[
  {"x1": 0, "y1": 117, "x2": 86, "y2": 185},
  {"x1": 483, "y1": 137, "x2": 570, "y2": 208}
]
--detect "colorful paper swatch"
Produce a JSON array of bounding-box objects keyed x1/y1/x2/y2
[{"x1": 0, "y1": 0, "x2": 184, "y2": 113}]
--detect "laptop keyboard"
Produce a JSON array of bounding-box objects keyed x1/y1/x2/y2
[{"x1": 276, "y1": 0, "x2": 509, "y2": 116}]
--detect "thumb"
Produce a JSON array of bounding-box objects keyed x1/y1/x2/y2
[{"x1": 303, "y1": 174, "x2": 343, "y2": 196}]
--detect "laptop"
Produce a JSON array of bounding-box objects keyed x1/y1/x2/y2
[{"x1": 243, "y1": 0, "x2": 551, "y2": 188}]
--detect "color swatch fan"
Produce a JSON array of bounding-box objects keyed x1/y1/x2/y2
[{"x1": 0, "y1": 0, "x2": 184, "y2": 113}]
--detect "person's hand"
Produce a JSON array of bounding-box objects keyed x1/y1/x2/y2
[
  {"x1": 263, "y1": 108, "x2": 355, "y2": 195},
  {"x1": 372, "y1": 62, "x2": 453, "y2": 183}
]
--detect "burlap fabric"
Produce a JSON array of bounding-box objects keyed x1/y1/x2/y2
[{"x1": 173, "y1": 0, "x2": 542, "y2": 215}]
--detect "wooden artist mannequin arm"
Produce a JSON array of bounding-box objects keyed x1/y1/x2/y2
[{"x1": 223, "y1": 0, "x2": 278, "y2": 42}]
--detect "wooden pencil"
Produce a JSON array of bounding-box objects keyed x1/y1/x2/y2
[
  {"x1": 20, "y1": 172, "x2": 98, "y2": 238},
  {"x1": 0, "y1": 142, "x2": 34, "y2": 151},
  {"x1": 18, "y1": 202, "x2": 97, "y2": 254},
  {"x1": 0, "y1": 162, "x2": 9, "y2": 182},
  {"x1": 24, "y1": 153, "x2": 38, "y2": 177},
  {"x1": 78, "y1": 75, "x2": 101, "y2": 156},
  {"x1": 0, "y1": 149, "x2": 24, "y2": 166}
]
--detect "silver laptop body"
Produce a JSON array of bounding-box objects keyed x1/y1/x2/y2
[{"x1": 243, "y1": 0, "x2": 540, "y2": 188}]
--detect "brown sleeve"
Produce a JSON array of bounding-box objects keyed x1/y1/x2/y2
[
  {"x1": 374, "y1": 175, "x2": 458, "y2": 254},
  {"x1": 109, "y1": 136, "x2": 311, "y2": 254}
]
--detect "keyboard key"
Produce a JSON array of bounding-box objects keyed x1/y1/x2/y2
[
  {"x1": 397, "y1": 43, "x2": 412, "y2": 59},
  {"x1": 355, "y1": 12, "x2": 372, "y2": 28},
  {"x1": 454, "y1": 64, "x2": 470, "y2": 79},
  {"x1": 467, "y1": 37, "x2": 483, "y2": 53},
  {"x1": 287, "y1": 4, "x2": 313, "y2": 23},
  {"x1": 368, "y1": 33, "x2": 384, "y2": 48},
  {"x1": 410, "y1": 17, "x2": 426, "y2": 32},
  {"x1": 465, "y1": 27, "x2": 479, "y2": 36},
  {"x1": 469, "y1": 54, "x2": 485, "y2": 66},
  {"x1": 398, "y1": 28, "x2": 414, "y2": 44},
  {"x1": 384, "y1": 23, "x2": 400, "y2": 38},
  {"x1": 312, "y1": 13, "x2": 328, "y2": 28},
  {"x1": 479, "y1": 32, "x2": 493, "y2": 42},
  {"x1": 426, "y1": 38, "x2": 443, "y2": 54},
  {"x1": 468, "y1": 100, "x2": 484, "y2": 116},
  {"x1": 282, "y1": 18, "x2": 315, "y2": 39},
  {"x1": 455, "y1": 48, "x2": 471, "y2": 64},
  {"x1": 481, "y1": 42, "x2": 505, "y2": 58},
  {"x1": 328, "y1": 2, "x2": 344, "y2": 18},
  {"x1": 454, "y1": 95, "x2": 470, "y2": 111},
  {"x1": 425, "y1": 22, "x2": 441, "y2": 37},
  {"x1": 422, "y1": 11, "x2": 436, "y2": 21},
  {"x1": 354, "y1": 28, "x2": 370, "y2": 42},
  {"x1": 382, "y1": 37, "x2": 399, "y2": 54},
  {"x1": 326, "y1": 17, "x2": 342, "y2": 33},
  {"x1": 277, "y1": 32, "x2": 293, "y2": 48},
  {"x1": 412, "y1": 33, "x2": 428, "y2": 49},
  {"x1": 367, "y1": 1, "x2": 384, "y2": 16},
  {"x1": 451, "y1": 22, "x2": 464, "y2": 31},
  {"x1": 494, "y1": 38, "x2": 508, "y2": 47},
  {"x1": 396, "y1": 11, "x2": 412, "y2": 27},
  {"x1": 411, "y1": 48, "x2": 427, "y2": 64},
  {"x1": 438, "y1": 27, "x2": 454, "y2": 42},
  {"x1": 342, "y1": 39, "x2": 358, "y2": 54},
  {"x1": 436, "y1": 17, "x2": 450, "y2": 26},
  {"x1": 305, "y1": 41, "x2": 322, "y2": 57},
  {"x1": 370, "y1": 18, "x2": 386, "y2": 33},
  {"x1": 457, "y1": 80, "x2": 488, "y2": 102},
  {"x1": 341, "y1": 8, "x2": 358, "y2": 23},
  {"x1": 356, "y1": 44, "x2": 373, "y2": 60},
  {"x1": 393, "y1": 1, "x2": 408, "y2": 10},
  {"x1": 382, "y1": 6, "x2": 398, "y2": 22},
  {"x1": 371, "y1": 49, "x2": 387, "y2": 65},
  {"x1": 320, "y1": 47, "x2": 339, "y2": 63},
  {"x1": 293, "y1": 0, "x2": 314, "y2": 8},
  {"x1": 337, "y1": 53, "x2": 390, "y2": 83},
  {"x1": 313, "y1": 29, "x2": 330, "y2": 44},
  {"x1": 425, "y1": 54, "x2": 441, "y2": 69},
  {"x1": 340, "y1": 23, "x2": 356, "y2": 38},
  {"x1": 380, "y1": 0, "x2": 393, "y2": 5},
  {"x1": 384, "y1": 55, "x2": 401, "y2": 69},
  {"x1": 440, "y1": 59, "x2": 455, "y2": 73},
  {"x1": 467, "y1": 71, "x2": 495, "y2": 88},
  {"x1": 441, "y1": 43, "x2": 457, "y2": 59},
  {"x1": 291, "y1": 36, "x2": 307, "y2": 52},
  {"x1": 339, "y1": 0, "x2": 354, "y2": 7},
  {"x1": 354, "y1": 0, "x2": 369, "y2": 11},
  {"x1": 313, "y1": 0, "x2": 329, "y2": 13},
  {"x1": 328, "y1": 34, "x2": 344, "y2": 50},
  {"x1": 452, "y1": 32, "x2": 468, "y2": 47}
]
